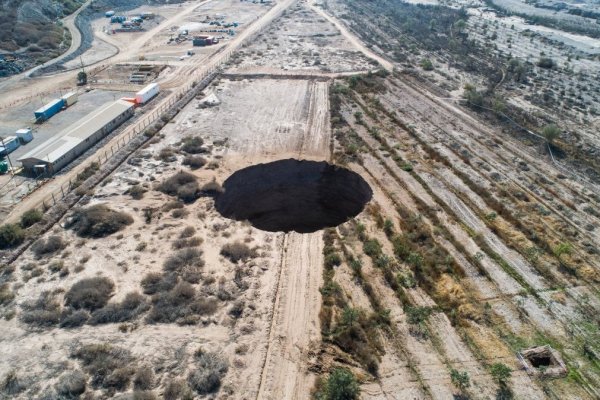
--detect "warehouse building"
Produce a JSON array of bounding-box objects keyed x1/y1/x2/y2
[{"x1": 19, "y1": 100, "x2": 135, "y2": 176}]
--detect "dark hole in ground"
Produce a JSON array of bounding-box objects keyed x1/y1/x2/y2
[
  {"x1": 215, "y1": 159, "x2": 373, "y2": 233},
  {"x1": 529, "y1": 354, "x2": 553, "y2": 368}
]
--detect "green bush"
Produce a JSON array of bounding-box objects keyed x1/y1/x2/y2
[
  {"x1": 0, "y1": 224, "x2": 25, "y2": 249},
  {"x1": 490, "y1": 363, "x2": 511, "y2": 385},
  {"x1": 316, "y1": 368, "x2": 360, "y2": 400},
  {"x1": 420, "y1": 58, "x2": 434, "y2": 70},
  {"x1": 363, "y1": 239, "x2": 382, "y2": 258},
  {"x1": 20, "y1": 209, "x2": 43, "y2": 228}
]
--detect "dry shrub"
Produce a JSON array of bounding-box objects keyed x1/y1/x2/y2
[
  {"x1": 172, "y1": 237, "x2": 202, "y2": 250},
  {"x1": 200, "y1": 179, "x2": 223, "y2": 196},
  {"x1": 0, "y1": 283, "x2": 14, "y2": 306},
  {"x1": 89, "y1": 292, "x2": 150, "y2": 325},
  {"x1": 164, "y1": 379, "x2": 193, "y2": 400},
  {"x1": 133, "y1": 390, "x2": 158, "y2": 400},
  {"x1": 133, "y1": 366, "x2": 155, "y2": 390},
  {"x1": 66, "y1": 205, "x2": 133, "y2": 238},
  {"x1": 182, "y1": 155, "x2": 207, "y2": 170},
  {"x1": 435, "y1": 274, "x2": 466, "y2": 308},
  {"x1": 164, "y1": 248, "x2": 204, "y2": 272},
  {"x1": 147, "y1": 282, "x2": 218, "y2": 324},
  {"x1": 55, "y1": 370, "x2": 87, "y2": 397},
  {"x1": 162, "y1": 200, "x2": 184, "y2": 212},
  {"x1": 20, "y1": 291, "x2": 61, "y2": 328},
  {"x1": 141, "y1": 272, "x2": 177, "y2": 295},
  {"x1": 70, "y1": 343, "x2": 134, "y2": 390},
  {"x1": 59, "y1": 309, "x2": 90, "y2": 328},
  {"x1": 65, "y1": 277, "x2": 115, "y2": 311},
  {"x1": 126, "y1": 185, "x2": 147, "y2": 200},
  {"x1": 220, "y1": 242, "x2": 257, "y2": 263},
  {"x1": 158, "y1": 172, "x2": 199, "y2": 203},
  {"x1": 171, "y1": 208, "x2": 189, "y2": 219},
  {"x1": 31, "y1": 235, "x2": 64, "y2": 257},
  {"x1": 180, "y1": 226, "x2": 196, "y2": 238},
  {"x1": 1, "y1": 370, "x2": 24, "y2": 395},
  {"x1": 187, "y1": 351, "x2": 228, "y2": 394},
  {"x1": 180, "y1": 136, "x2": 205, "y2": 154}
]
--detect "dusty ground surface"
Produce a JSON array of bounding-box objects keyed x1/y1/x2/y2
[{"x1": 1, "y1": 0, "x2": 600, "y2": 399}]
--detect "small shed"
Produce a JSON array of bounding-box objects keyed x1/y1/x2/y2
[{"x1": 16, "y1": 128, "x2": 33, "y2": 144}]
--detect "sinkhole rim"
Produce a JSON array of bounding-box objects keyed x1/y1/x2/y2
[{"x1": 214, "y1": 158, "x2": 373, "y2": 234}]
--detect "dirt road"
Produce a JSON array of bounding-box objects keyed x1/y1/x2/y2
[
  {"x1": 256, "y1": 232, "x2": 324, "y2": 400},
  {"x1": 308, "y1": 1, "x2": 393, "y2": 71}
]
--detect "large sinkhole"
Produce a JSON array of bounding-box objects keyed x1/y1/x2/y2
[{"x1": 215, "y1": 159, "x2": 373, "y2": 233}]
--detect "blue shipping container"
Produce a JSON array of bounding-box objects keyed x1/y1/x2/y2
[{"x1": 34, "y1": 98, "x2": 64, "y2": 122}]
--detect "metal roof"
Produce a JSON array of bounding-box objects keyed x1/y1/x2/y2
[{"x1": 19, "y1": 100, "x2": 134, "y2": 164}]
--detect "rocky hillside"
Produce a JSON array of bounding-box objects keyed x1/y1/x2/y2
[{"x1": 0, "y1": 0, "x2": 85, "y2": 76}]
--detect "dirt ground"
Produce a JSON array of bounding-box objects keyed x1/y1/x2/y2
[{"x1": 2, "y1": 0, "x2": 600, "y2": 399}]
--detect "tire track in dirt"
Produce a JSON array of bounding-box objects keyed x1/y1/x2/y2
[{"x1": 256, "y1": 232, "x2": 324, "y2": 400}]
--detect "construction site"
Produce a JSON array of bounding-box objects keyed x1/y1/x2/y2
[{"x1": 0, "y1": 0, "x2": 599, "y2": 399}]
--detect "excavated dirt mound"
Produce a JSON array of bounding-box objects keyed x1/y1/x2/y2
[{"x1": 215, "y1": 159, "x2": 372, "y2": 233}]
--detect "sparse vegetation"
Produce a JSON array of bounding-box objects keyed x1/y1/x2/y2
[
  {"x1": 182, "y1": 155, "x2": 207, "y2": 170},
  {"x1": 315, "y1": 368, "x2": 360, "y2": 400},
  {"x1": 55, "y1": 370, "x2": 87, "y2": 398},
  {"x1": 180, "y1": 136, "x2": 206, "y2": 154},
  {"x1": 0, "y1": 223, "x2": 25, "y2": 249},
  {"x1": 187, "y1": 350, "x2": 228, "y2": 394},
  {"x1": 70, "y1": 343, "x2": 134, "y2": 391},
  {"x1": 158, "y1": 171, "x2": 200, "y2": 203},
  {"x1": 65, "y1": 277, "x2": 115, "y2": 311},
  {"x1": 20, "y1": 209, "x2": 43, "y2": 228},
  {"x1": 66, "y1": 205, "x2": 133, "y2": 238},
  {"x1": 31, "y1": 235, "x2": 64, "y2": 257},
  {"x1": 89, "y1": 292, "x2": 150, "y2": 325},
  {"x1": 220, "y1": 242, "x2": 257, "y2": 263}
]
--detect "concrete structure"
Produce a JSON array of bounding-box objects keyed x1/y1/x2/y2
[
  {"x1": 135, "y1": 83, "x2": 160, "y2": 104},
  {"x1": 16, "y1": 128, "x2": 33, "y2": 144},
  {"x1": 35, "y1": 98, "x2": 64, "y2": 122},
  {"x1": 19, "y1": 100, "x2": 135, "y2": 175},
  {"x1": 61, "y1": 92, "x2": 78, "y2": 107}
]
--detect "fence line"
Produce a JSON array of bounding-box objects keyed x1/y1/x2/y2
[{"x1": 18, "y1": 0, "x2": 294, "y2": 213}]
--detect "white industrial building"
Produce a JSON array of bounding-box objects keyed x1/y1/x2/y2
[{"x1": 19, "y1": 100, "x2": 135, "y2": 175}]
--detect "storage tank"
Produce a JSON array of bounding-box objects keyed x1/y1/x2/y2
[
  {"x1": 135, "y1": 83, "x2": 160, "y2": 104},
  {"x1": 34, "y1": 98, "x2": 64, "y2": 122},
  {"x1": 61, "y1": 92, "x2": 78, "y2": 107},
  {"x1": 0, "y1": 136, "x2": 20, "y2": 156},
  {"x1": 16, "y1": 128, "x2": 33, "y2": 144}
]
